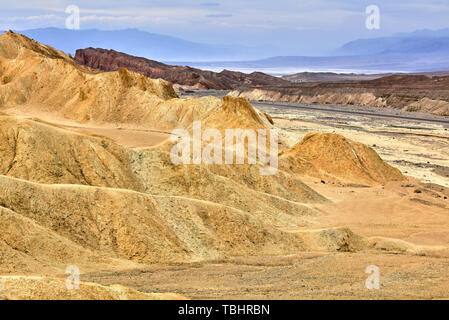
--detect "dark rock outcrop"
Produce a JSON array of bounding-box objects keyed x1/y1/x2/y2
[{"x1": 75, "y1": 48, "x2": 290, "y2": 90}]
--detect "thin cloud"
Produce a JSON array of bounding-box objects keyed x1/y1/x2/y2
[
  {"x1": 206, "y1": 14, "x2": 232, "y2": 18},
  {"x1": 6, "y1": 14, "x2": 59, "y2": 22},
  {"x1": 200, "y1": 2, "x2": 221, "y2": 7},
  {"x1": 81, "y1": 15, "x2": 146, "y2": 22}
]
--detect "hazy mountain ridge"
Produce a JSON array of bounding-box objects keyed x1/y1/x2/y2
[
  {"x1": 4, "y1": 27, "x2": 449, "y2": 73},
  {"x1": 181, "y1": 29, "x2": 449, "y2": 74},
  {"x1": 336, "y1": 28, "x2": 449, "y2": 56}
]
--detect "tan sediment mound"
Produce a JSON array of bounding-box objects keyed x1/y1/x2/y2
[
  {"x1": 0, "y1": 31, "x2": 74, "y2": 64},
  {"x1": 0, "y1": 116, "x2": 140, "y2": 189},
  {"x1": 280, "y1": 133, "x2": 404, "y2": 185},
  {"x1": 155, "y1": 96, "x2": 273, "y2": 133},
  {"x1": 206, "y1": 96, "x2": 269, "y2": 129},
  {"x1": 0, "y1": 114, "x2": 325, "y2": 228},
  {"x1": 128, "y1": 96, "x2": 325, "y2": 218},
  {"x1": 0, "y1": 31, "x2": 221, "y2": 129},
  {"x1": 0, "y1": 276, "x2": 187, "y2": 300},
  {"x1": 0, "y1": 171, "x2": 369, "y2": 274},
  {"x1": 145, "y1": 95, "x2": 221, "y2": 129},
  {"x1": 0, "y1": 175, "x2": 329, "y2": 270},
  {"x1": 0, "y1": 205, "x2": 141, "y2": 275},
  {"x1": 0, "y1": 32, "x2": 267, "y2": 133},
  {"x1": 130, "y1": 147, "x2": 326, "y2": 227},
  {"x1": 0, "y1": 173, "x2": 362, "y2": 274}
]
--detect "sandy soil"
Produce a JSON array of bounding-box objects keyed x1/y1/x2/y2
[
  {"x1": 309, "y1": 178, "x2": 449, "y2": 243},
  {"x1": 82, "y1": 252, "x2": 449, "y2": 300}
]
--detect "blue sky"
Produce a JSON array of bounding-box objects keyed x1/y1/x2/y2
[{"x1": 2, "y1": 0, "x2": 449, "y2": 55}]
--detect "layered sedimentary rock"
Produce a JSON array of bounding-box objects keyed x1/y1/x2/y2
[
  {"x1": 74, "y1": 47, "x2": 290, "y2": 90},
  {"x1": 229, "y1": 75, "x2": 449, "y2": 116},
  {"x1": 280, "y1": 133, "x2": 404, "y2": 185}
]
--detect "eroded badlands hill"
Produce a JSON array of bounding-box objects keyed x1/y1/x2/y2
[
  {"x1": 0, "y1": 32, "x2": 429, "y2": 300},
  {"x1": 280, "y1": 133, "x2": 404, "y2": 185},
  {"x1": 74, "y1": 47, "x2": 290, "y2": 90},
  {"x1": 230, "y1": 75, "x2": 449, "y2": 116}
]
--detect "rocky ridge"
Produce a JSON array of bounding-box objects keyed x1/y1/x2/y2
[
  {"x1": 229, "y1": 75, "x2": 449, "y2": 116},
  {"x1": 75, "y1": 47, "x2": 290, "y2": 90}
]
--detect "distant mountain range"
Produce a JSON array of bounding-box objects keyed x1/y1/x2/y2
[
  {"x1": 4, "y1": 27, "x2": 449, "y2": 74},
  {"x1": 180, "y1": 29, "x2": 449, "y2": 74},
  {"x1": 282, "y1": 70, "x2": 449, "y2": 83},
  {"x1": 335, "y1": 28, "x2": 449, "y2": 56}
]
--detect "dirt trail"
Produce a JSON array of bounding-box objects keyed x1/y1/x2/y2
[{"x1": 3, "y1": 107, "x2": 173, "y2": 147}]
